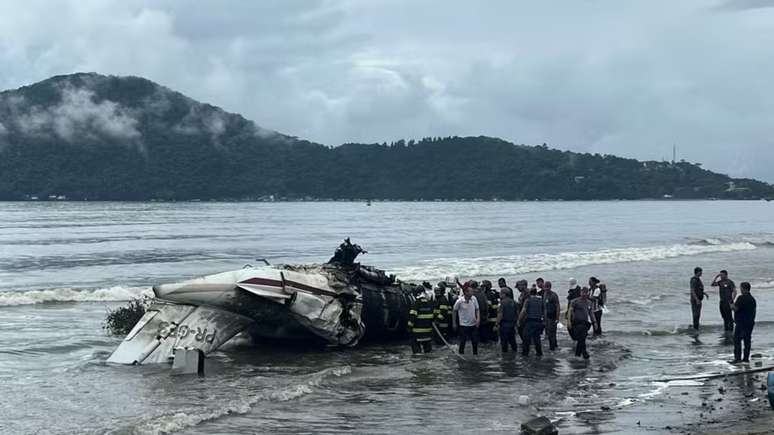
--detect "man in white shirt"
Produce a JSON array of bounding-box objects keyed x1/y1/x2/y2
[{"x1": 453, "y1": 285, "x2": 480, "y2": 355}]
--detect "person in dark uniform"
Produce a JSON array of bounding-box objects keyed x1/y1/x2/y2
[
  {"x1": 690, "y1": 267, "x2": 707, "y2": 330},
  {"x1": 433, "y1": 282, "x2": 452, "y2": 344},
  {"x1": 482, "y1": 280, "x2": 499, "y2": 343},
  {"x1": 542, "y1": 281, "x2": 561, "y2": 351},
  {"x1": 731, "y1": 282, "x2": 756, "y2": 363},
  {"x1": 518, "y1": 287, "x2": 545, "y2": 356},
  {"x1": 712, "y1": 270, "x2": 736, "y2": 331},
  {"x1": 470, "y1": 281, "x2": 490, "y2": 343},
  {"x1": 568, "y1": 287, "x2": 596, "y2": 359},
  {"x1": 514, "y1": 279, "x2": 529, "y2": 340},
  {"x1": 496, "y1": 286, "x2": 518, "y2": 353},
  {"x1": 535, "y1": 277, "x2": 545, "y2": 296},
  {"x1": 408, "y1": 286, "x2": 435, "y2": 353},
  {"x1": 565, "y1": 278, "x2": 581, "y2": 332},
  {"x1": 497, "y1": 278, "x2": 512, "y2": 297}
]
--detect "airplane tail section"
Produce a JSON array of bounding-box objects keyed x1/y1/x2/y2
[{"x1": 107, "y1": 302, "x2": 253, "y2": 365}]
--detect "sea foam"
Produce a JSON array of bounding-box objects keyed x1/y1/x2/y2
[
  {"x1": 127, "y1": 365, "x2": 352, "y2": 435},
  {"x1": 392, "y1": 242, "x2": 757, "y2": 280},
  {"x1": 0, "y1": 286, "x2": 152, "y2": 306}
]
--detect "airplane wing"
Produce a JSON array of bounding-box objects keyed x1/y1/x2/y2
[{"x1": 107, "y1": 301, "x2": 254, "y2": 365}]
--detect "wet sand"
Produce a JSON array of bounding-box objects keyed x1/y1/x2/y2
[{"x1": 556, "y1": 364, "x2": 773, "y2": 434}]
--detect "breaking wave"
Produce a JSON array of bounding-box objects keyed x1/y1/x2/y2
[
  {"x1": 0, "y1": 286, "x2": 152, "y2": 306},
  {"x1": 393, "y1": 242, "x2": 757, "y2": 280},
  {"x1": 751, "y1": 279, "x2": 774, "y2": 289},
  {"x1": 694, "y1": 234, "x2": 774, "y2": 247},
  {"x1": 127, "y1": 366, "x2": 352, "y2": 435}
]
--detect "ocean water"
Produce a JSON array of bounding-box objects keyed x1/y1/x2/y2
[{"x1": 0, "y1": 201, "x2": 772, "y2": 434}]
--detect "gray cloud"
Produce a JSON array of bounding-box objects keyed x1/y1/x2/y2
[
  {"x1": 0, "y1": 0, "x2": 773, "y2": 181},
  {"x1": 11, "y1": 86, "x2": 141, "y2": 144},
  {"x1": 714, "y1": 0, "x2": 774, "y2": 11}
]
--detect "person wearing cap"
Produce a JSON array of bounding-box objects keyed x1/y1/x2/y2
[
  {"x1": 433, "y1": 282, "x2": 453, "y2": 344},
  {"x1": 453, "y1": 285, "x2": 480, "y2": 355},
  {"x1": 690, "y1": 267, "x2": 706, "y2": 330},
  {"x1": 518, "y1": 286, "x2": 545, "y2": 356},
  {"x1": 565, "y1": 278, "x2": 582, "y2": 335},
  {"x1": 568, "y1": 287, "x2": 596, "y2": 359},
  {"x1": 408, "y1": 286, "x2": 435, "y2": 354}
]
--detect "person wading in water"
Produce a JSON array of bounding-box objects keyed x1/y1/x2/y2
[
  {"x1": 568, "y1": 287, "x2": 596, "y2": 359},
  {"x1": 690, "y1": 267, "x2": 707, "y2": 330},
  {"x1": 712, "y1": 270, "x2": 736, "y2": 332}
]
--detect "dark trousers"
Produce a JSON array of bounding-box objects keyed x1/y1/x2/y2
[
  {"x1": 522, "y1": 320, "x2": 544, "y2": 356},
  {"x1": 690, "y1": 300, "x2": 702, "y2": 330},
  {"x1": 593, "y1": 310, "x2": 603, "y2": 335},
  {"x1": 573, "y1": 321, "x2": 590, "y2": 357},
  {"x1": 479, "y1": 322, "x2": 492, "y2": 343},
  {"x1": 720, "y1": 302, "x2": 734, "y2": 331},
  {"x1": 545, "y1": 319, "x2": 558, "y2": 350},
  {"x1": 411, "y1": 338, "x2": 432, "y2": 354},
  {"x1": 487, "y1": 320, "x2": 499, "y2": 343},
  {"x1": 499, "y1": 324, "x2": 518, "y2": 353},
  {"x1": 733, "y1": 324, "x2": 754, "y2": 361},
  {"x1": 458, "y1": 326, "x2": 479, "y2": 355}
]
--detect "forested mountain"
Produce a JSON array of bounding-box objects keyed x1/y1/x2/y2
[{"x1": 0, "y1": 73, "x2": 772, "y2": 201}]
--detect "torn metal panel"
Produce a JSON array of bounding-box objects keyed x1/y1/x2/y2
[{"x1": 107, "y1": 240, "x2": 417, "y2": 366}]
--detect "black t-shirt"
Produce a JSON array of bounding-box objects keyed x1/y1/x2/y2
[
  {"x1": 690, "y1": 276, "x2": 705, "y2": 300},
  {"x1": 734, "y1": 293, "x2": 756, "y2": 327},
  {"x1": 474, "y1": 291, "x2": 489, "y2": 319},
  {"x1": 716, "y1": 278, "x2": 735, "y2": 303}
]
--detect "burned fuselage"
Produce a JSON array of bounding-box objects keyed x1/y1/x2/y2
[{"x1": 107, "y1": 240, "x2": 416, "y2": 365}]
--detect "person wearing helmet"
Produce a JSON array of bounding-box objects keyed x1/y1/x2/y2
[
  {"x1": 481, "y1": 280, "x2": 498, "y2": 343},
  {"x1": 568, "y1": 287, "x2": 597, "y2": 359},
  {"x1": 408, "y1": 285, "x2": 435, "y2": 354},
  {"x1": 433, "y1": 282, "x2": 453, "y2": 344}
]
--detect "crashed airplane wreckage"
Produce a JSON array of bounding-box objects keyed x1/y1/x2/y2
[{"x1": 108, "y1": 239, "x2": 419, "y2": 365}]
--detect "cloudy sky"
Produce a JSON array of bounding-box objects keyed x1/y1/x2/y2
[{"x1": 1, "y1": 0, "x2": 773, "y2": 180}]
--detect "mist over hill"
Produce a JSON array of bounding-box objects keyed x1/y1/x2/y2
[{"x1": 0, "y1": 73, "x2": 772, "y2": 201}]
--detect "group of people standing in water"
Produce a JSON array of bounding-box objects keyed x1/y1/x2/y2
[
  {"x1": 408, "y1": 267, "x2": 759, "y2": 365},
  {"x1": 689, "y1": 267, "x2": 758, "y2": 363},
  {"x1": 407, "y1": 276, "x2": 608, "y2": 360}
]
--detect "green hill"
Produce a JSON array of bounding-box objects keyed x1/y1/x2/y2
[{"x1": 0, "y1": 73, "x2": 771, "y2": 201}]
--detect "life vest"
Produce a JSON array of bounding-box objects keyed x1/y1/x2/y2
[{"x1": 525, "y1": 295, "x2": 544, "y2": 321}]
